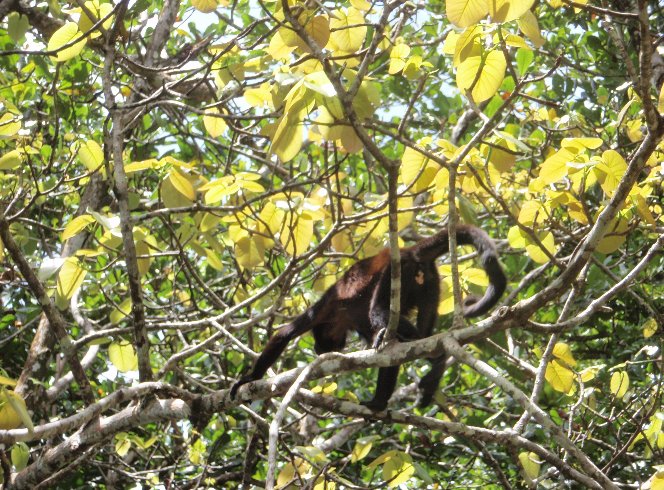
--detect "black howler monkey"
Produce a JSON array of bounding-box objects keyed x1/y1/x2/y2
[{"x1": 230, "y1": 224, "x2": 507, "y2": 410}]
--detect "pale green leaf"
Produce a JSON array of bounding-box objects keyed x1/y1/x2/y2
[
  {"x1": 518, "y1": 451, "x2": 541, "y2": 480},
  {"x1": 11, "y1": 442, "x2": 30, "y2": 470},
  {"x1": 78, "y1": 140, "x2": 104, "y2": 172},
  {"x1": 109, "y1": 341, "x2": 139, "y2": 372},
  {"x1": 0, "y1": 149, "x2": 22, "y2": 170},
  {"x1": 0, "y1": 113, "x2": 21, "y2": 139},
  {"x1": 56, "y1": 256, "x2": 87, "y2": 301},
  {"x1": 47, "y1": 22, "x2": 87, "y2": 62}
]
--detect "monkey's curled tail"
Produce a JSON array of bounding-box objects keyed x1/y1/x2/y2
[{"x1": 414, "y1": 224, "x2": 507, "y2": 317}]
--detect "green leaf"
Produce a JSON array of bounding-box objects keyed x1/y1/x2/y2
[
  {"x1": 109, "y1": 341, "x2": 139, "y2": 372},
  {"x1": 11, "y1": 442, "x2": 30, "y2": 470},
  {"x1": 515, "y1": 48, "x2": 533, "y2": 76}
]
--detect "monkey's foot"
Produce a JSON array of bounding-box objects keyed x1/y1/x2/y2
[
  {"x1": 372, "y1": 328, "x2": 387, "y2": 350},
  {"x1": 361, "y1": 398, "x2": 388, "y2": 411}
]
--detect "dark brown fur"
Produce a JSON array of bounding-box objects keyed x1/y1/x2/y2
[{"x1": 230, "y1": 224, "x2": 507, "y2": 410}]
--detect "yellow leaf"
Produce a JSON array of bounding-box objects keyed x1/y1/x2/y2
[
  {"x1": 389, "y1": 43, "x2": 410, "y2": 74},
  {"x1": 383, "y1": 452, "x2": 415, "y2": 488},
  {"x1": 658, "y1": 83, "x2": 664, "y2": 114},
  {"x1": 518, "y1": 451, "x2": 541, "y2": 480},
  {"x1": 0, "y1": 113, "x2": 21, "y2": 138},
  {"x1": 56, "y1": 257, "x2": 87, "y2": 301},
  {"x1": 517, "y1": 200, "x2": 545, "y2": 226},
  {"x1": 271, "y1": 109, "x2": 306, "y2": 162},
  {"x1": 453, "y1": 26, "x2": 483, "y2": 67},
  {"x1": 538, "y1": 147, "x2": 577, "y2": 185},
  {"x1": 78, "y1": 140, "x2": 104, "y2": 172},
  {"x1": 443, "y1": 31, "x2": 460, "y2": 55},
  {"x1": 351, "y1": 438, "x2": 373, "y2": 463},
  {"x1": 463, "y1": 267, "x2": 489, "y2": 287},
  {"x1": 447, "y1": 0, "x2": 489, "y2": 28},
  {"x1": 203, "y1": 108, "x2": 227, "y2": 138},
  {"x1": 205, "y1": 248, "x2": 223, "y2": 271},
  {"x1": 350, "y1": 0, "x2": 371, "y2": 9},
  {"x1": 109, "y1": 341, "x2": 138, "y2": 372},
  {"x1": 652, "y1": 471, "x2": 664, "y2": 490},
  {"x1": 78, "y1": 0, "x2": 114, "y2": 39},
  {"x1": 561, "y1": 137, "x2": 603, "y2": 150},
  {"x1": 267, "y1": 31, "x2": 295, "y2": 61},
  {"x1": 507, "y1": 225, "x2": 528, "y2": 249},
  {"x1": 610, "y1": 370, "x2": 629, "y2": 398},
  {"x1": 340, "y1": 126, "x2": 363, "y2": 153},
  {"x1": 277, "y1": 462, "x2": 296, "y2": 487},
  {"x1": 329, "y1": 8, "x2": 366, "y2": 53},
  {"x1": 281, "y1": 213, "x2": 313, "y2": 256},
  {"x1": 235, "y1": 235, "x2": 265, "y2": 269},
  {"x1": 547, "y1": 0, "x2": 562, "y2": 7},
  {"x1": 0, "y1": 149, "x2": 22, "y2": 170},
  {"x1": 526, "y1": 231, "x2": 556, "y2": 264},
  {"x1": 283, "y1": 15, "x2": 330, "y2": 52},
  {"x1": 192, "y1": 0, "x2": 218, "y2": 13},
  {"x1": 244, "y1": 83, "x2": 273, "y2": 108},
  {"x1": 517, "y1": 9, "x2": 545, "y2": 47},
  {"x1": 643, "y1": 317, "x2": 658, "y2": 339},
  {"x1": 62, "y1": 214, "x2": 96, "y2": 241},
  {"x1": 0, "y1": 376, "x2": 17, "y2": 387},
  {"x1": 456, "y1": 50, "x2": 506, "y2": 103},
  {"x1": 596, "y1": 215, "x2": 628, "y2": 254},
  {"x1": 489, "y1": 0, "x2": 535, "y2": 23},
  {"x1": 594, "y1": 149, "x2": 627, "y2": 197},
  {"x1": 0, "y1": 389, "x2": 30, "y2": 430},
  {"x1": 48, "y1": 22, "x2": 87, "y2": 62},
  {"x1": 168, "y1": 169, "x2": 196, "y2": 201},
  {"x1": 552, "y1": 342, "x2": 577, "y2": 367},
  {"x1": 545, "y1": 359, "x2": 575, "y2": 393},
  {"x1": 579, "y1": 365, "x2": 604, "y2": 383}
]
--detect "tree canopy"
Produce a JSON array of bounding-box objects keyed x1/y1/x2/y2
[{"x1": 0, "y1": 0, "x2": 663, "y2": 488}]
